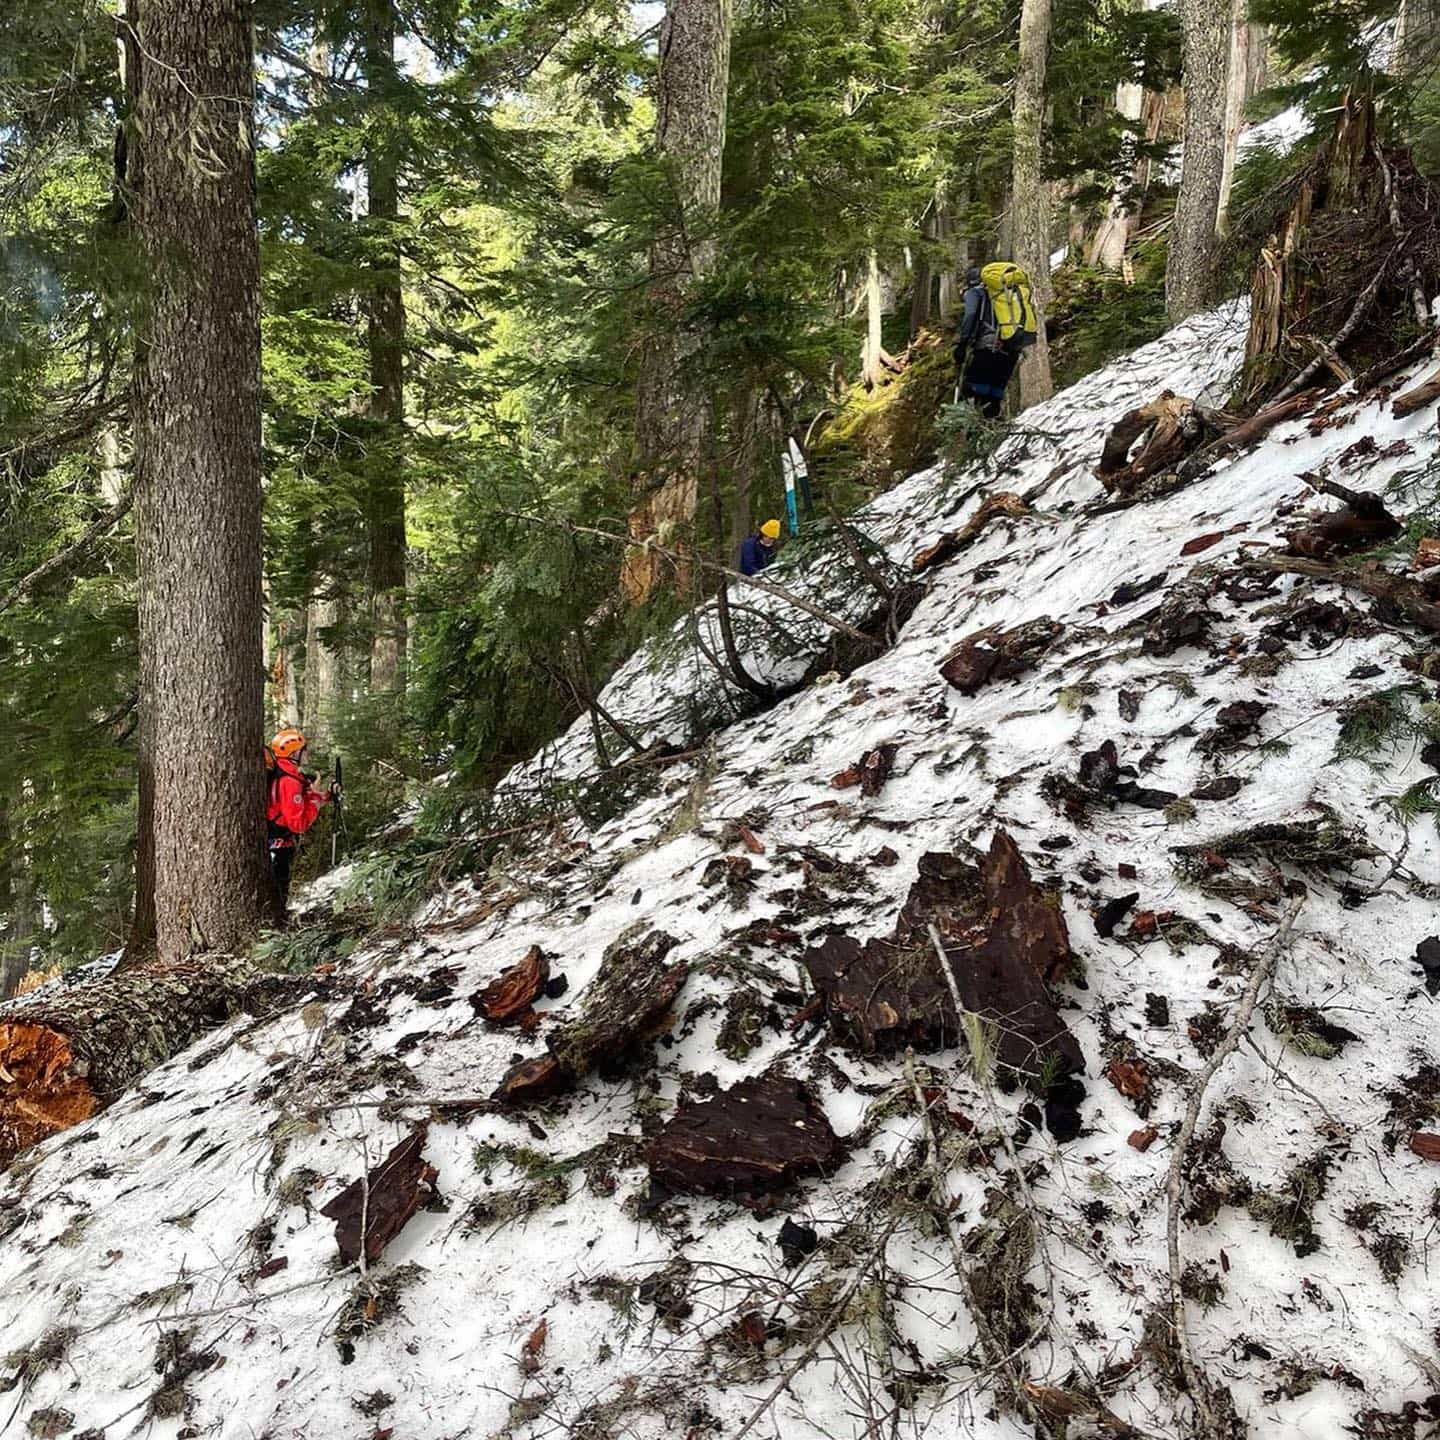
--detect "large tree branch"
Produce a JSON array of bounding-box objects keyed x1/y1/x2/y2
[{"x1": 0, "y1": 489, "x2": 134, "y2": 615}]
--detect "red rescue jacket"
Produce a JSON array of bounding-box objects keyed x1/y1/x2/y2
[{"x1": 266, "y1": 753, "x2": 325, "y2": 845}]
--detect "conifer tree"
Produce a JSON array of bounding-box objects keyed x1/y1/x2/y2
[
  {"x1": 133, "y1": 0, "x2": 272, "y2": 959},
  {"x1": 625, "y1": 0, "x2": 735, "y2": 602}
]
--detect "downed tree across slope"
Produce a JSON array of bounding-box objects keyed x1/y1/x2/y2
[{"x1": 0, "y1": 955, "x2": 256, "y2": 1166}]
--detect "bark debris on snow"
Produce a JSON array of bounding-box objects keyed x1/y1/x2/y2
[
  {"x1": 320, "y1": 1125, "x2": 438, "y2": 1264},
  {"x1": 14, "y1": 298, "x2": 1440, "y2": 1439},
  {"x1": 645, "y1": 1072, "x2": 845, "y2": 1204}
]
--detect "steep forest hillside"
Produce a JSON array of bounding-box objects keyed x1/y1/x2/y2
[{"x1": 7, "y1": 306, "x2": 1440, "y2": 1440}]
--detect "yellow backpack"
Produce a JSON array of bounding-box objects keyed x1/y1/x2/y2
[{"x1": 980, "y1": 261, "x2": 1038, "y2": 351}]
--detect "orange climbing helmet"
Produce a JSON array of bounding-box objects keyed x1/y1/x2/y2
[{"x1": 271, "y1": 727, "x2": 307, "y2": 760}]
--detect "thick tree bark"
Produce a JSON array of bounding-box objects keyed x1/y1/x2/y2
[
  {"x1": 0, "y1": 955, "x2": 255, "y2": 1165},
  {"x1": 0, "y1": 801, "x2": 34, "y2": 1001},
  {"x1": 1168, "y1": 0, "x2": 1232, "y2": 321},
  {"x1": 133, "y1": 0, "x2": 272, "y2": 961},
  {"x1": 1011, "y1": 0, "x2": 1054, "y2": 408},
  {"x1": 624, "y1": 0, "x2": 734, "y2": 603},
  {"x1": 362, "y1": 0, "x2": 408, "y2": 698}
]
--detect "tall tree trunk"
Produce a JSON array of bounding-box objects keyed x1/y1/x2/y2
[
  {"x1": 116, "y1": 0, "x2": 156, "y2": 967},
  {"x1": 1168, "y1": 0, "x2": 1232, "y2": 321},
  {"x1": 133, "y1": 0, "x2": 271, "y2": 961},
  {"x1": 909, "y1": 207, "x2": 935, "y2": 338},
  {"x1": 304, "y1": 593, "x2": 342, "y2": 749},
  {"x1": 0, "y1": 800, "x2": 34, "y2": 1000},
  {"x1": 861, "y1": 250, "x2": 887, "y2": 388},
  {"x1": 1090, "y1": 76, "x2": 1147, "y2": 270},
  {"x1": 1011, "y1": 0, "x2": 1055, "y2": 408},
  {"x1": 362, "y1": 0, "x2": 407, "y2": 699},
  {"x1": 1217, "y1": 8, "x2": 1267, "y2": 236},
  {"x1": 624, "y1": 0, "x2": 734, "y2": 604},
  {"x1": 936, "y1": 180, "x2": 971, "y2": 318}
]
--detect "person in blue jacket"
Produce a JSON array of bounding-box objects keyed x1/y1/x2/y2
[{"x1": 739, "y1": 518, "x2": 782, "y2": 576}]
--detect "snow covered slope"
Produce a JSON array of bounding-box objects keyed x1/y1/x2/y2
[{"x1": 7, "y1": 306, "x2": 1440, "y2": 1440}]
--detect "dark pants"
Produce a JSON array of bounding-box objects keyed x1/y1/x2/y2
[
  {"x1": 269, "y1": 839, "x2": 296, "y2": 915},
  {"x1": 961, "y1": 347, "x2": 1018, "y2": 418}
]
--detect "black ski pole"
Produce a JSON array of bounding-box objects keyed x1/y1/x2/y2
[{"x1": 331, "y1": 754, "x2": 344, "y2": 867}]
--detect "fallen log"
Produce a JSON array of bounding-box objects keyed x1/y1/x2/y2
[
  {"x1": 0, "y1": 954, "x2": 255, "y2": 1167},
  {"x1": 1174, "y1": 389, "x2": 1325, "y2": 482},
  {"x1": 1394, "y1": 365, "x2": 1440, "y2": 419},
  {"x1": 493, "y1": 927, "x2": 686, "y2": 1105},
  {"x1": 1245, "y1": 554, "x2": 1440, "y2": 633},
  {"x1": 912, "y1": 493, "x2": 1030, "y2": 572},
  {"x1": 1353, "y1": 327, "x2": 1438, "y2": 395}
]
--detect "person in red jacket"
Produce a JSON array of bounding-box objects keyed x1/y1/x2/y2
[{"x1": 266, "y1": 727, "x2": 337, "y2": 913}]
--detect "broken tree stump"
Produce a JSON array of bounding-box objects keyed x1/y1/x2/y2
[
  {"x1": 0, "y1": 954, "x2": 255, "y2": 1167},
  {"x1": 1096, "y1": 392, "x2": 1215, "y2": 495},
  {"x1": 493, "y1": 927, "x2": 687, "y2": 1105},
  {"x1": 646, "y1": 1072, "x2": 845, "y2": 1202},
  {"x1": 320, "y1": 1125, "x2": 438, "y2": 1264},
  {"x1": 912, "y1": 493, "x2": 1030, "y2": 572},
  {"x1": 940, "y1": 618, "x2": 1064, "y2": 696}
]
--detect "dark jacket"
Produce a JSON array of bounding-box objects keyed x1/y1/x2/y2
[
  {"x1": 954, "y1": 282, "x2": 996, "y2": 371},
  {"x1": 739, "y1": 534, "x2": 774, "y2": 576}
]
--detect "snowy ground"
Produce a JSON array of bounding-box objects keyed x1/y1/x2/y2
[{"x1": 6, "y1": 304, "x2": 1440, "y2": 1440}]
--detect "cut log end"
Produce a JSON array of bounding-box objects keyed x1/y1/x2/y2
[{"x1": 0, "y1": 1022, "x2": 99, "y2": 1165}]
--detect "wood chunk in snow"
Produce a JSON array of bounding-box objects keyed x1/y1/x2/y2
[
  {"x1": 939, "y1": 618, "x2": 1063, "y2": 696},
  {"x1": 492, "y1": 928, "x2": 687, "y2": 1107},
  {"x1": 830, "y1": 743, "x2": 898, "y2": 796},
  {"x1": 1286, "y1": 484, "x2": 1401, "y2": 559},
  {"x1": 0, "y1": 954, "x2": 255, "y2": 1167},
  {"x1": 1095, "y1": 391, "x2": 1213, "y2": 495},
  {"x1": 645, "y1": 1072, "x2": 845, "y2": 1202},
  {"x1": 1409, "y1": 1133, "x2": 1440, "y2": 1162},
  {"x1": 1394, "y1": 364, "x2": 1440, "y2": 418},
  {"x1": 471, "y1": 945, "x2": 550, "y2": 1026},
  {"x1": 804, "y1": 835, "x2": 1081, "y2": 1083},
  {"x1": 320, "y1": 1125, "x2": 438, "y2": 1265},
  {"x1": 1129, "y1": 1127, "x2": 1159, "y2": 1152},
  {"x1": 911, "y1": 493, "x2": 1030, "y2": 572}
]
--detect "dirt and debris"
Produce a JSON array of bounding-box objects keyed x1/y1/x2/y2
[
  {"x1": 645, "y1": 1072, "x2": 845, "y2": 1205},
  {"x1": 802, "y1": 836, "x2": 1080, "y2": 1087},
  {"x1": 939, "y1": 618, "x2": 1064, "y2": 696},
  {"x1": 319, "y1": 1126, "x2": 439, "y2": 1266},
  {"x1": 1285, "y1": 480, "x2": 1402, "y2": 559},
  {"x1": 1198, "y1": 700, "x2": 1268, "y2": 754}
]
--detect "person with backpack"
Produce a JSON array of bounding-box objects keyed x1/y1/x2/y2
[
  {"x1": 739, "y1": 518, "x2": 783, "y2": 576},
  {"x1": 952, "y1": 262, "x2": 1039, "y2": 419},
  {"x1": 265, "y1": 727, "x2": 338, "y2": 913}
]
